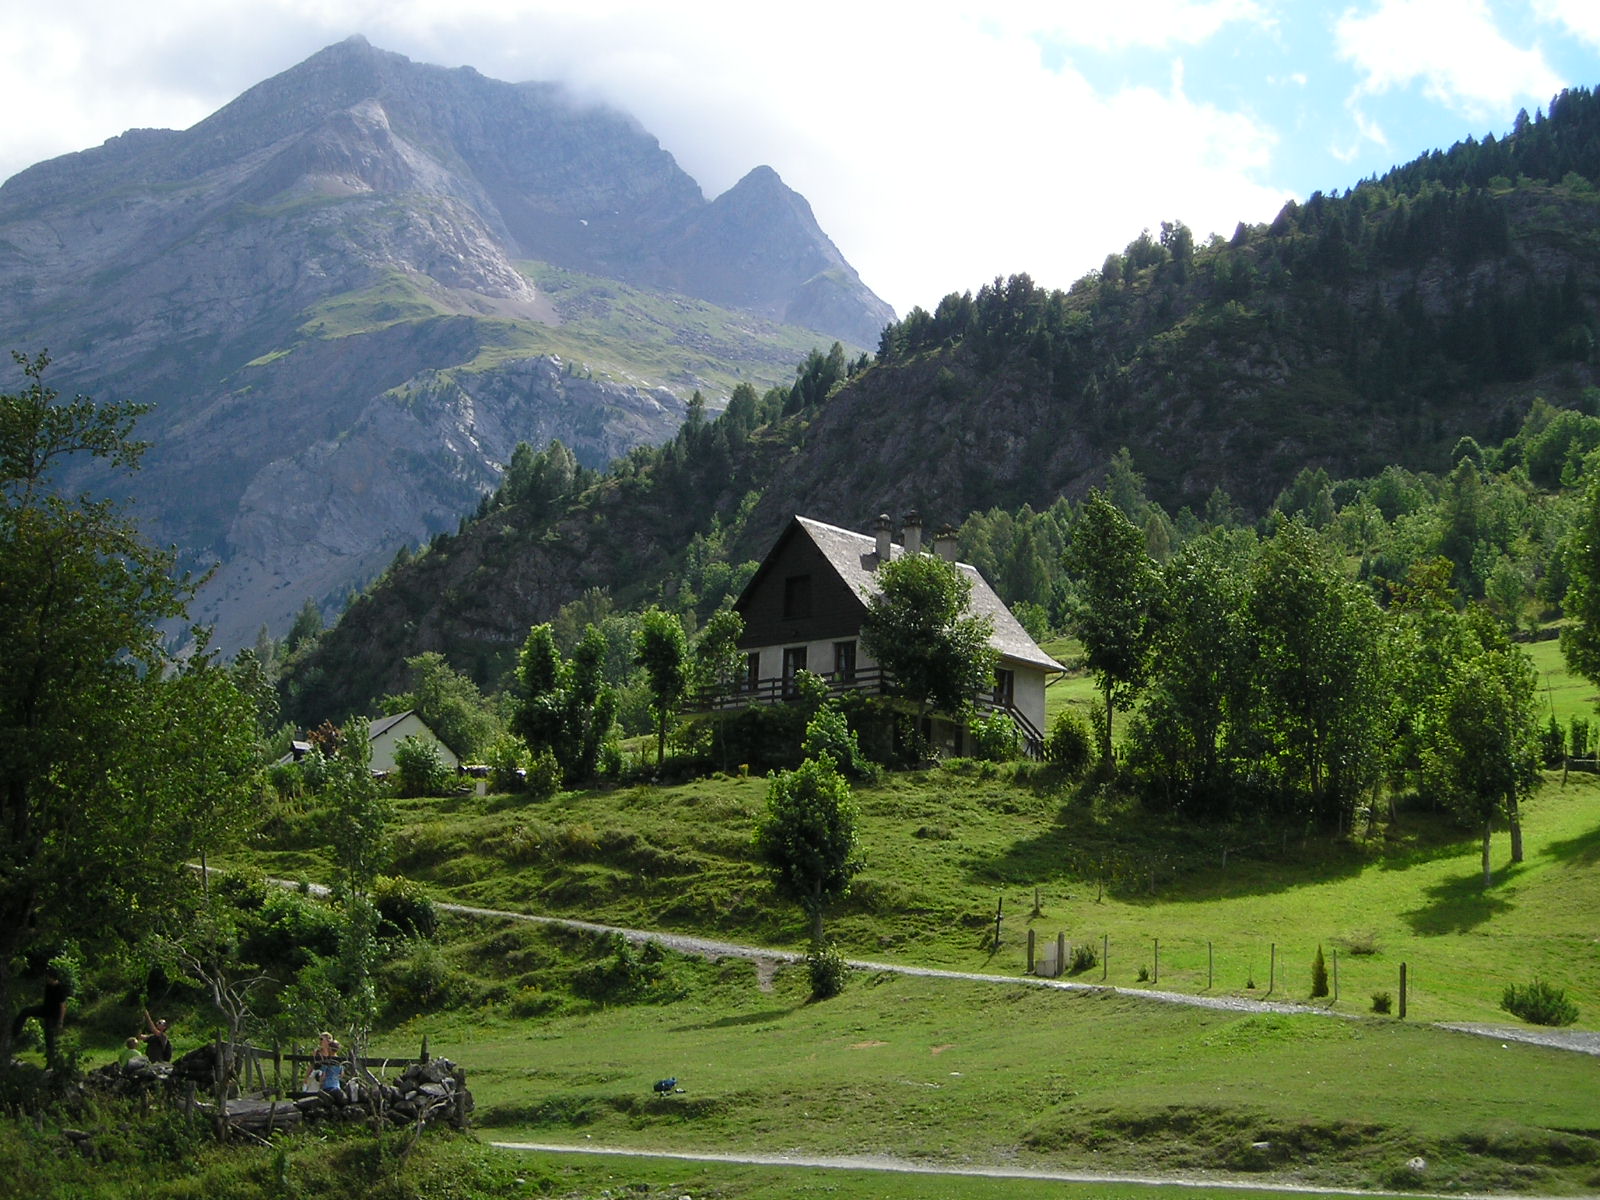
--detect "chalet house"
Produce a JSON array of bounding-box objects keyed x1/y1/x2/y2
[
  {"x1": 366, "y1": 710, "x2": 460, "y2": 775},
  {"x1": 708, "y1": 513, "x2": 1063, "y2": 755}
]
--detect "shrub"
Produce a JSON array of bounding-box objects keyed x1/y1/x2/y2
[
  {"x1": 1310, "y1": 945, "x2": 1329, "y2": 998},
  {"x1": 373, "y1": 874, "x2": 437, "y2": 939},
  {"x1": 393, "y1": 735, "x2": 455, "y2": 797},
  {"x1": 1044, "y1": 710, "x2": 1093, "y2": 777},
  {"x1": 381, "y1": 940, "x2": 461, "y2": 1011},
  {"x1": 804, "y1": 705, "x2": 872, "y2": 779},
  {"x1": 524, "y1": 747, "x2": 562, "y2": 800},
  {"x1": 969, "y1": 712, "x2": 1021, "y2": 762},
  {"x1": 1540, "y1": 713, "x2": 1566, "y2": 766},
  {"x1": 1371, "y1": 991, "x2": 1392, "y2": 1014},
  {"x1": 1571, "y1": 715, "x2": 1591, "y2": 760},
  {"x1": 486, "y1": 733, "x2": 530, "y2": 792},
  {"x1": 1069, "y1": 943, "x2": 1098, "y2": 974},
  {"x1": 241, "y1": 889, "x2": 341, "y2": 970},
  {"x1": 807, "y1": 941, "x2": 849, "y2": 1000},
  {"x1": 1501, "y1": 978, "x2": 1579, "y2": 1026},
  {"x1": 571, "y1": 935, "x2": 686, "y2": 1004}
]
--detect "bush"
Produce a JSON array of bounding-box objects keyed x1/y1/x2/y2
[
  {"x1": 486, "y1": 733, "x2": 530, "y2": 793},
  {"x1": 571, "y1": 935, "x2": 686, "y2": 1004},
  {"x1": 526, "y1": 747, "x2": 563, "y2": 800},
  {"x1": 806, "y1": 941, "x2": 849, "y2": 1000},
  {"x1": 1571, "y1": 715, "x2": 1591, "y2": 760},
  {"x1": 241, "y1": 889, "x2": 342, "y2": 971},
  {"x1": 373, "y1": 874, "x2": 437, "y2": 939},
  {"x1": 1069, "y1": 943, "x2": 1098, "y2": 974},
  {"x1": 1371, "y1": 991, "x2": 1392, "y2": 1014},
  {"x1": 1044, "y1": 710, "x2": 1093, "y2": 777},
  {"x1": 804, "y1": 705, "x2": 872, "y2": 778},
  {"x1": 969, "y1": 712, "x2": 1021, "y2": 762},
  {"x1": 1310, "y1": 944, "x2": 1329, "y2": 998},
  {"x1": 1541, "y1": 713, "x2": 1566, "y2": 767},
  {"x1": 1501, "y1": 978, "x2": 1579, "y2": 1026},
  {"x1": 394, "y1": 735, "x2": 455, "y2": 797}
]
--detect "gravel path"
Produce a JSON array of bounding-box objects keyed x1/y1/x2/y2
[
  {"x1": 427, "y1": 897, "x2": 1600, "y2": 1056},
  {"x1": 489, "y1": 1139, "x2": 1454, "y2": 1197}
]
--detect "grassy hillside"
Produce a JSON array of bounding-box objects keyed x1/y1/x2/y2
[
  {"x1": 20, "y1": 764, "x2": 1593, "y2": 1198},
  {"x1": 207, "y1": 763, "x2": 1600, "y2": 1194},
  {"x1": 251, "y1": 766, "x2": 1600, "y2": 1026}
]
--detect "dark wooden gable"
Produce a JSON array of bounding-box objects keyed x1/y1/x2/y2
[{"x1": 735, "y1": 518, "x2": 867, "y2": 649}]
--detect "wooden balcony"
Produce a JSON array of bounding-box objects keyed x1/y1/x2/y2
[{"x1": 682, "y1": 667, "x2": 1045, "y2": 758}]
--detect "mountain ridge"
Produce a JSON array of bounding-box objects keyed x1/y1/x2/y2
[
  {"x1": 0, "y1": 37, "x2": 892, "y2": 652},
  {"x1": 277, "y1": 87, "x2": 1600, "y2": 721}
]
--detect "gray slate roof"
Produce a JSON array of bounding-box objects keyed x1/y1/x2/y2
[{"x1": 794, "y1": 516, "x2": 1065, "y2": 673}]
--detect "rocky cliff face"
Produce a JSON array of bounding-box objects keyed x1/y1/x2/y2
[{"x1": 0, "y1": 36, "x2": 891, "y2": 650}]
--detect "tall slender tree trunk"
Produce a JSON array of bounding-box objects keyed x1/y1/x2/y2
[
  {"x1": 1102, "y1": 679, "x2": 1115, "y2": 766},
  {"x1": 1507, "y1": 792, "x2": 1524, "y2": 863},
  {"x1": 1482, "y1": 821, "x2": 1493, "y2": 887}
]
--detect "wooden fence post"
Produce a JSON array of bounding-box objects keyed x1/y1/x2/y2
[
  {"x1": 1207, "y1": 941, "x2": 1213, "y2": 991},
  {"x1": 1027, "y1": 928, "x2": 1036, "y2": 974},
  {"x1": 1333, "y1": 951, "x2": 1339, "y2": 1003},
  {"x1": 1102, "y1": 934, "x2": 1108, "y2": 981},
  {"x1": 1269, "y1": 943, "x2": 1276, "y2": 994},
  {"x1": 1153, "y1": 938, "x2": 1159, "y2": 985},
  {"x1": 1057, "y1": 932, "x2": 1066, "y2": 976},
  {"x1": 1399, "y1": 962, "x2": 1408, "y2": 1019}
]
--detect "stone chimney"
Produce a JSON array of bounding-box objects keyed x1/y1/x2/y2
[
  {"x1": 902, "y1": 510, "x2": 922, "y2": 556},
  {"x1": 874, "y1": 513, "x2": 893, "y2": 564},
  {"x1": 933, "y1": 523, "x2": 959, "y2": 562}
]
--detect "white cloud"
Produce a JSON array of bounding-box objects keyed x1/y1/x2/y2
[
  {"x1": 1335, "y1": 0, "x2": 1564, "y2": 114},
  {"x1": 0, "y1": 2, "x2": 1289, "y2": 315},
  {"x1": 1532, "y1": 0, "x2": 1600, "y2": 51},
  {"x1": 985, "y1": 0, "x2": 1270, "y2": 51}
]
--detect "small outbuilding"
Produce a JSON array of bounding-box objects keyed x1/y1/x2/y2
[{"x1": 366, "y1": 710, "x2": 460, "y2": 775}]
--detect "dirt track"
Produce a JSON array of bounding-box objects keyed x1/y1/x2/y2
[{"x1": 429, "y1": 897, "x2": 1600, "y2": 1057}]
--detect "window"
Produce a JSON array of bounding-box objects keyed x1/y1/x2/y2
[
  {"x1": 782, "y1": 646, "x2": 808, "y2": 697},
  {"x1": 833, "y1": 640, "x2": 857, "y2": 683},
  {"x1": 782, "y1": 574, "x2": 812, "y2": 620},
  {"x1": 993, "y1": 668, "x2": 1015, "y2": 707}
]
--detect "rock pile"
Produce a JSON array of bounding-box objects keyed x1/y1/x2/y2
[{"x1": 83, "y1": 1053, "x2": 473, "y2": 1139}]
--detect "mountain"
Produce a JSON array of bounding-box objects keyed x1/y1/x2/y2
[
  {"x1": 0, "y1": 36, "x2": 892, "y2": 651},
  {"x1": 279, "y1": 88, "x2": 1600, "y2": 722}
]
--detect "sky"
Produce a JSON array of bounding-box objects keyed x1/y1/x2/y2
[{"x1": 3, "y1": 1, "x2": 1598, "y2": 318}]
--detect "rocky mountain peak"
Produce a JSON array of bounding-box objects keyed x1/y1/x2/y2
[{"x1": 0, "y1": 38, "x2": 893, "y2": 651}]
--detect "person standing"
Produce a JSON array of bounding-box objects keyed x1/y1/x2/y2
[
  {"x1": 11, "y1": 964, "x2": 72, "y2": 1065},
  {"x1": 140, "y1": 1008, "x2": 173, "y2": 1062}
]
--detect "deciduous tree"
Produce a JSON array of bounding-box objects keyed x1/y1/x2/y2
[
  {"x1": 754, "y1": 757, "x2": 863, "y2": 947},
  {"x1": 859, "y1": 552, "x2": 997, "y2": 732},
  {"x1": 635, "y1": 607, "x2": 688, "y2": 766},
  {"x1": 1065, "y1": 490, "x2": 1158, "y2": 765},
  {"x1": 0, "y1": 351, "x2": 255, "y2": 1064}
]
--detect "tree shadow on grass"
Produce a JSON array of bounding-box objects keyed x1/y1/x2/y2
[
  {"x1": 669, "y1": 1008, "x2": 794, "y2": 1033},
  {"x1": 1400, "y1": 862, "x2": 1525, "y2": 935},
  {"x1": 971, "y1": 804, "x2": 1371, "y2": 903},
  {"x1": 1540, "y1": 821, "x2": 1600, "y2": 865}
]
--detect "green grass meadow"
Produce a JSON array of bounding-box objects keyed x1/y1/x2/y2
[
  {"x1": 28, "y1": 635, "x2": 1600, "y2": 1198},
  {"x1": 200, "y1": 751, "x2": 1600, "y2": 1196}
]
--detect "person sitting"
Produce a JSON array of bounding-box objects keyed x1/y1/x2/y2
[
  {"x1": 320, "y1": 1039, "x2": 345, "y2": 1094},
  {"x1": 117, "y1": 1036, "x2": 142, "y2": 1068},
  {"x1": 140, "y1": 1009, "x2": 173, "y2": 1062},
  {"x1": 303, "y1": 1030, "x2": 335, "y2": 1092}
]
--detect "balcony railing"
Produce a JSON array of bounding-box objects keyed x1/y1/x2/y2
[{"x1": 682, "y1": 667, "x2": 1045, "y2": 758}]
